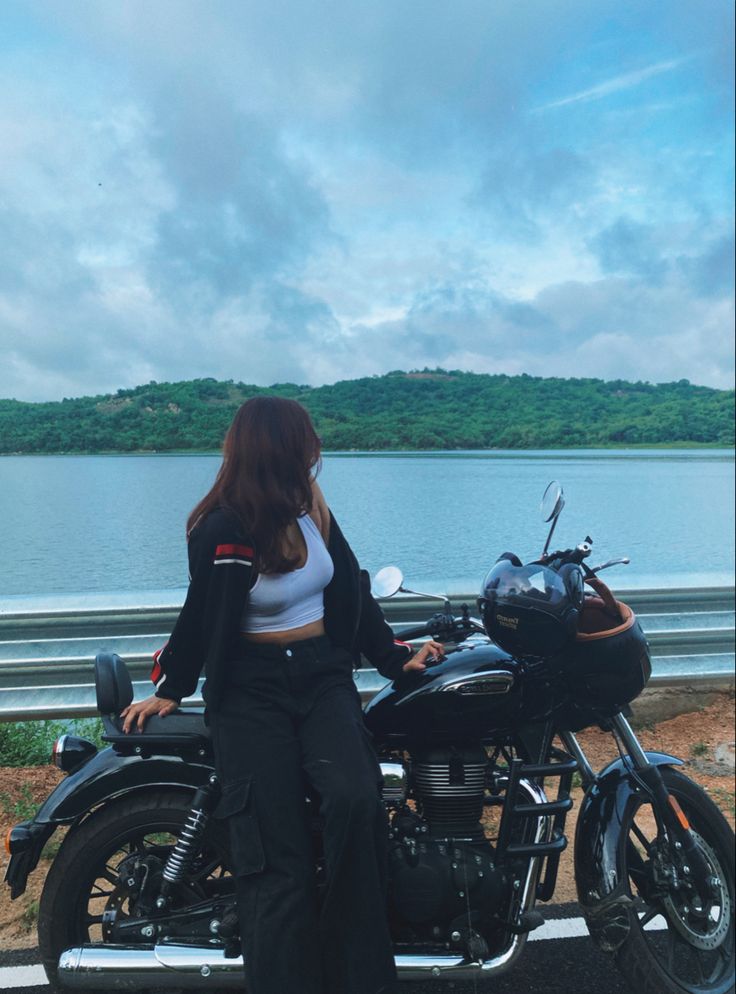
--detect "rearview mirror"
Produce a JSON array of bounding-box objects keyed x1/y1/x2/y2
[
  {"x1": 541, "y1": 481, "x2": 565, "y2": 557},
  {"x1": 540, "y1": 480, "x2": 565, "y2": 523},
  {"x1": 372, "y1": 565, "x2": 404, "y2": 599}
]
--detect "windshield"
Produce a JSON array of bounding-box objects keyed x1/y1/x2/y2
[{"x1": 484, "y1": 564, "x2": 569, "y2": 607}]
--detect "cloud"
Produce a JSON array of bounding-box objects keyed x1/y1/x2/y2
[
  {"x1": 589, "y1": 216, "x2": 735, "y2": 297},
  {"x1": 0, "y1": 0, "x2": 732, "y2": 400},
  {"x1": 677, "y1": 233, "x2": 735, "y2": 297},
  {"x1": 589, "y1": 217, "x2": 670, "y2": 281},
  {"x1": 0, "y1": 38, "x2": 336, "y2": 399},
  {"x1": 335, "y1": 261, "x2": 735, "y2": 390},
  {"x1": 472, "y1": 144, "x2": 595, "y2": 237},
  {"x1": 147, "y1": 98, "x2": 332, "y2": 302}
]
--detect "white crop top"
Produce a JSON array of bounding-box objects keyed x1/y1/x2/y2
[{"x1": 241, "y1": 513, "x2": 334, "y2": 634}]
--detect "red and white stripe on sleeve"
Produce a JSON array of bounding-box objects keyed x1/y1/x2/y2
[
  {"x1": 151, "y1": 644, "x2": 168, "y2": 688},
  {"x1": 213, "y1": 543, "x2": 253, "y2": 566}
]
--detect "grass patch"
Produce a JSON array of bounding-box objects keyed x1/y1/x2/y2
[
  {"x1": 21, "y1": 899, "x2": 39, "y2": 933},
  {"x1": 0, "y1": 784, "x2": 38, "y2": 821},
  {"x1": 41, "y1": 835, "x2": 64, "y2": 860},
  {"x1": 630, "y1": 716, "x2": 658, "y2": 732},
  {"x1": 690, "y1": 741, "x2": 710, "y2": 758},
  {"x1": 0, "y1": 718, "x2": 106, "y2": 766}
]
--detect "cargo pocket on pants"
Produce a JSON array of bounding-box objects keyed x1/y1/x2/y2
[{"x1": 212, "y1": 776, "x2": 265, "y2": 877}]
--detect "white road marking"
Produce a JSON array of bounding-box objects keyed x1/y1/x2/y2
[
  {"x1": 529, "y1": 917, "x2": 591, "y2": 941},
  {"x1": 0, "y1": 964, "x2": 48, "y2": 988}
]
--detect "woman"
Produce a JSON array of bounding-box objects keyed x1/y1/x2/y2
[{"x1": 120, "y1": 396, "x2": 443, "y2": 994}]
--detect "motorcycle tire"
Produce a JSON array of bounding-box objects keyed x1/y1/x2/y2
[
  {"x1": 613, "y1": 767, "x2": 735, "y2": 994},
  {"x1": 38, "y1": 788, "x2": 231, "y2": 991}
]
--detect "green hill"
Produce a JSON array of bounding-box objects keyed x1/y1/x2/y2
[{"x1": 0, "y1": 370, "x2": 733, "y2": 453}]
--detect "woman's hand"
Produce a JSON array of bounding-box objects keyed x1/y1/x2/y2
[
  {"x1": 402, "y1": 640, "x2": 445, "y2": 673},
  {"x1": 120, "y1": 695, "x2": 180, "y2": 733}
]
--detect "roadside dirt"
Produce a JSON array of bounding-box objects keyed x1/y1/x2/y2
[{"x1": 1, "y1": 695, "x2": 733, "y2": 951}]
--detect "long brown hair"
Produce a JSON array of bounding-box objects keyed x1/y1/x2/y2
[{"x1": 187, "y1": 396, "x2": 322, "y2": 573}]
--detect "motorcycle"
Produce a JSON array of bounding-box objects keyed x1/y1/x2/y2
[{"x1": 4, "y1": 482, "x2": 734, "y2": 994}]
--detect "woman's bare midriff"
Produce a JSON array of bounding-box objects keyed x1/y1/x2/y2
[{"x1": 243, "y1": 618, "x2": 327, "y2": 646}]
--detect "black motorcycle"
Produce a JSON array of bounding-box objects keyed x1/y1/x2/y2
[{"x1": 5, "y1": 482, "x2": 734, "y2": 993}]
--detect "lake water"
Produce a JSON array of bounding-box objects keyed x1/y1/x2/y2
[{"x1": 0, "y1": 450, "x2": 733, "y2": 600}]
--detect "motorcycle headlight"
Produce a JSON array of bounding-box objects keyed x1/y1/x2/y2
[{"x1": 51, "y1": 735, "x2": 97, "y2": 773}]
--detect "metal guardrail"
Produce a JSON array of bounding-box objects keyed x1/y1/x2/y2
[{"x1": 0, "y1": 587, "x2": 733, "y2": 721}]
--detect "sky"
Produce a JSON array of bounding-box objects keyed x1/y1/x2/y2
[{"x1": 0, "y1": 0, "x2": 734, "y2": 402}]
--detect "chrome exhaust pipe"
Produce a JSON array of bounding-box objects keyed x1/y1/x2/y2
[
  {"x1": 58, "y1": 940, "x2": 528, "y2": 988},
  {"x1": 58, "y1": 944, "x2": 246, "y2": 988}
]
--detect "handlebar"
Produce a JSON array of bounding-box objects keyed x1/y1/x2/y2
[
  {"x1": 540, "y1": 537, "x2": 592, "y2": 568},
  {"x1": 540, "y1": 538, "x2": 629, "y2": 575},
  {"x1": 396, "y1": 607, "x2": 485, "y2": 645}
]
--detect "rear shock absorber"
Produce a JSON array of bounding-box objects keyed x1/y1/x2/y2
[{"x1": 158, "y1": 775, "x2": 220, "y2": 905}]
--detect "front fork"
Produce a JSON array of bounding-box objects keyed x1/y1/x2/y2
[{"x1": 562, "y1": 715, "x2": 714, "y2": 904}]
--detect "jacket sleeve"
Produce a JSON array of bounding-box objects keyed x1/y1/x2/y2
[
  {"x1": 356, "y1": 567, "x2": 414, "y2": 682},
  {"x1": 152, "y1": 512, "x2": 254, "y2": 701}
]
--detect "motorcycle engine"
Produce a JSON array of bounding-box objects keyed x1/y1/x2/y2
[{"x1": 385, "y1": 744, "x2": 506, "y2": 938}]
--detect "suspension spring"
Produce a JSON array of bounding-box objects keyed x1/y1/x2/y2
[
  {"x1": 162, "y1": 808, "x2": 209, "y2": 884},
  {"x1": 160, "y1": 777, "x2": 219, "y2": 887}
]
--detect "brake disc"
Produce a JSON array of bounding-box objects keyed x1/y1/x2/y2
[{"x1": 660, "y1": 829, "x2": 731, "y2": 951}]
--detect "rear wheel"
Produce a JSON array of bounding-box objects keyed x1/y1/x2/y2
[
  {"x1": 38, "y1": 789, "x2": 233, "y2": 989},
  {"x1": 615, "y1": 768, "x2": 734, "y2": 994}
]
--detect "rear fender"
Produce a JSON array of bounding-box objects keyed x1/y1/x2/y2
[
  {"x1": 5, "y1": 747, "x2": 212, "y2": 899},
  {"x1": 35, "y1": 745, "x2": 214, "y2": 825},
  {"x1": 574, "y1": 752, "x2": 684, "y2": 952}
]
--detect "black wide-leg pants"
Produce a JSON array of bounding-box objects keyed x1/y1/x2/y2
[{"x1": 208, "y1": 635, "x2": 397, "y2": 994}]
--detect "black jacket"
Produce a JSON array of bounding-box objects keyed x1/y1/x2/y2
[{"x1": 151, "y1": 507, "x2": 412, "y2": 710}]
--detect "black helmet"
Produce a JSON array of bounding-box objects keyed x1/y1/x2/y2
[{"x1": 478, "y1": 553, "x2": 585, "y2": 657}]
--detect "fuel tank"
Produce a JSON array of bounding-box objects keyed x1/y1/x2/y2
[{"x1": 364, "y1": 638, "x2": 524, "y2": 745}]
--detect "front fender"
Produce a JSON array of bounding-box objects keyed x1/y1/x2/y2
[
  {"x1": 574, "y1": 751, "x2": 684, "y2": 953},
  {"x1": 35, "y1": 746, "x2": 214, "y2": 824}
]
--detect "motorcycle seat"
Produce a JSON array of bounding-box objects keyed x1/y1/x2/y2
[
  {"x1": 102, "y1": 707, "x2": 211, "y2": 743},
  {"x1": 96, "y1": 651, "x2": 211, "y2": 746}
]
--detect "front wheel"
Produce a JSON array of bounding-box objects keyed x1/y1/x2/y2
[{"x1": 615, "y1": 767, "x2": 734, "y2": 994}]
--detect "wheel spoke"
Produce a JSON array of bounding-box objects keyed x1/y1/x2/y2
[
  {"x1": 627, "y1": 843, "x2": 647, "y2": 875},
  {"x1": 626, "y1": 840, "x2": 649, "y2": 895},
  {"x1": 666, "y1": 928, "x2": 676, "y2": 974},
  {"x1": 89, "y1": 885, "x2": 114, "y2": 899},
  {"x1": 694, "y1": 949, "x2": 707, "y2": 985},
  {"x1": 86, "y1": 914, "x2": 105, "y2": 926},
  {"x1": 631, "y1": 821, "x2": 653, "y2": 853},
  {"x1": 706, "y1": 949, "x2": 726, "y2": 984}
]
